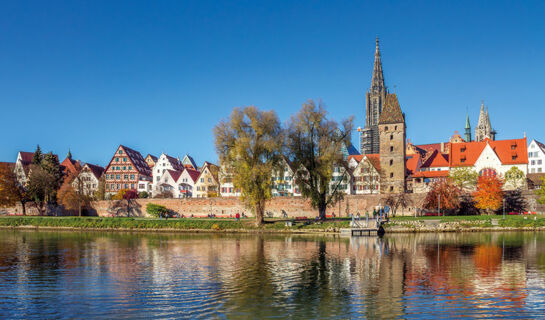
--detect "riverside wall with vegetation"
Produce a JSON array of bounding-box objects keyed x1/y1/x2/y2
[{"x1": 2, "y1": 215, "x2": 545, "y2": 234}]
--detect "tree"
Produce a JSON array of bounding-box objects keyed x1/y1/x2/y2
[
  {"x1": 534, "y1": 175, "x2": 545, "y2": 205},
  {"x1": 146, "y1": 203, "x2": 169, "y2": 218},
  {"x1": 449, "y1": 167, "x2": 478, "y2": 190},
  {"x1": 27, "y1": 166, "x2": 55, "y2": 215},
  {"x1": 285, "y1": 100, "x2": 353, "y2": 220},
  {"x1": 32, "y1": 145, "x2": 43, "y2": 165},
  {"x1": 473, "y1": 175, "x2": 504, "y2": 215},
  {"x1": 0, "y1": 163, "x2": 29, "y2": 215},
  {"x1": 423, "y1": 179, "x2": 462, "y2": 214},
  {"x1": 214, "y1": 106, "x2": 283, "y2": 226},
  {"x1": 111, "y1": 189, "x2": 139, "y2": 217},
  {"x1": 94, "y1": 176, "x2": 106, "y2": 200},
  {"x1": 384, "y1": 193, "x2": 413, "y2": 217},
  {"x1": 504, "y1": 166, "x2": 525, "y2": 190},
  {"x1": 57, "y1": 172, "x2": 90, "y2": 216}
]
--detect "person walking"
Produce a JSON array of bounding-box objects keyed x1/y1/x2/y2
[{"x1": 235, "y1": 212, "x2": 240, "y2": 222}]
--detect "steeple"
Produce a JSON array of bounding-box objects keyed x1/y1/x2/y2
[
  {"x1": 371, "y1": 36, "x2": 385, "y2": 92},
  {"x1": 67, "y1": 148, "x2": 72, "y2": 160},
  {"x1": 465, "y1": 114, "x2": 472, "y2": 142}
]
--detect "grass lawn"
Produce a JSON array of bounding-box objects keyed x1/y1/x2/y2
[
  {"x1": 0, "y1": 216, "x2": 350, "y2": 232},
  {"x1": 389, "y1": 214, "x2": 545, "y2": 228}
]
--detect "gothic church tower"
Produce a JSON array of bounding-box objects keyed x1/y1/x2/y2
[
  {"x1": 474, "y1": 101, "x2": 496, "y2": 141},
  {"x1": 361, "y1": 37, "x2": 388, "y2": 155},
  {"x1": 379, "y1": 94, "x2": 406, "y2": 194}
]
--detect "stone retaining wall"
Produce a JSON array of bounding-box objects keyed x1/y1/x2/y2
[{"x1": 1, "y1": 191, "x2": 542, "y2": 218}]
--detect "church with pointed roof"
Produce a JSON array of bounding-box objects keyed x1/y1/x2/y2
[
  {"x1": 474, "y1": 100, "x2": 496, "y2": 141},
  {"x1": 360, "y1": 37, "x2": 388, "y2": 155}
]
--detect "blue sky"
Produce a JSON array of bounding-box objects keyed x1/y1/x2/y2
[{"x1": 1, "y1": 1, "x2": 544, "y2": 166}]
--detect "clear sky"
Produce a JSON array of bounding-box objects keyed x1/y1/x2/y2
[{"x1": 1, "y1": 1, "x2": 544, "y2": 167}]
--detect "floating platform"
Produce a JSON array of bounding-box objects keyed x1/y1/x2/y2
[{"x1": 340, "y1": 228, "x2": 380, "y2": 237}]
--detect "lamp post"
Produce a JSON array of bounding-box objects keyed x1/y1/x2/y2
[
  {"x1": 503, "y1": 198, "x2": 506, "y2": 220},
  {"x1": 438, "y1": 194, "x2": 441, "y2": 217}
]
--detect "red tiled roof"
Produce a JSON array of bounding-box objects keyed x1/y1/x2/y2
[
  {"x1": 348, "y1": 155, "x2": 364, "y2": 163},
  {"x1": 61, "y1": 157, "x2": 82, "y2": 175},
  {"x1": 421, "y1": 150, "x2": 449, "y2": 168},
  {"x1": 167, "y1": 169, "x2": 183, "y2": 182},
  {"x1": 85, "y1": 163, "x2": 105, "y2": 180},
  {"x1": 449, "y1": 138, "x2": 528, "y2": 167},
  {"x1": 366, "y1": 154, "x2": 381, "y2": 171},
  {"x1": 0, "y1": 162, "x2": 15, "y2": 170},
  {"x1": 412, "y1": 170, "x2": 450, "y2": 178},
  {"x1": 184, "y1": 167, "x2": 201, "y2": 183},
  {"x1": 118, "y1": 145, "x2": 152, "y2": 177},
  {"x1": 165, "y1": 155, "x2": 184, "y2": 171},
  {"x1": 19, "y1": 152, "x2": 34, "y2": 165},
  {"x1": 406, "y1": 154, "x2": 420, "y2": 176}
]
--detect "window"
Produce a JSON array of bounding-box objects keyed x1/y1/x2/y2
[
  {"x1": 461, "y1": 159, "x2": 466, "y2": 163},
  {"x1": 385, "y1": 126, "x2": 388, "y2": 131},
  {"x1": 394, "y1": 125, "x2": 397, "y2": 130},
  {"x1": 389, "y1": 159, "x2": 393, "y2": 166},
  {"x1": 130, "y1": 174, "x2": 135, "y2": 180},
  {"x1": 208, "y1": 178, "x2": 212, "y2": 182},
  {"x1": 123, "y1": 157, "x2": 127, "y2": 162},
  {"x1": 118, "y1": 150, "x2": 123, "y2": 154},
  {"x1": 390, "y1": 146, "x2": 393, "y2": 152},
  {"x1": 124, "y1": 175, "x2": 128, "y2": 179},
  {"x1": 116, "y1": 174, "x2": 120, "y2": 180},
  {"x1": 539, "y1": 160, "x2": 543, "y2": 165},
  {"x1": 532, "y1": 160, "x2": 536, "y2": 165},
  {"x1": 200, "y1": 178, "x2": 204, "y2": 182},
  {"x1": 115, "y1": 157, "x2": 119, "y2": 162},
  {"x1": 123, "y1": 166, "x2": 126, "y2": 170},
  {"x1": 390, "y1": 186, "x2": 393, "y2": 192},
  {"x1": 531, "y1": 168, "x2": 536, "y2": 173},
  {"x1": 124, "y1": 184, "x2": 128, "y2": 189},
  {"x1": 390, "y1": 134, "x2": 393, "y2": 140},
  {"x1": 156, "y1": 177, "x2": 160, "y2": 181},
  {"x1": 131, "y1": 184, "x2": 135, "y2": 189},
  {"x1": 539, "y1": 168, "x2": 543, "y2": 173},
  {"x1": 128, "y1": 166, "x2": 132, "y2": 170},
  {"x1": 390, "y1": 172, "x2": 394, "y2": 178},
  {"x1": 139, "y1": 184, "x2": 144, "y2": 189},
  {"x1": 479, "y1": 168, "x2": 497, "y2": 177},
  {"x1": 512, "y1": 155, "x2": 517, "y2": 160}
]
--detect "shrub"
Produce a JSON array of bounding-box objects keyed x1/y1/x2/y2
[
  {"x1": 139, "y1": 191, "x2": 149, "y2": 199},
  {"x1": 146, "y1": 203, "x2": 169, "y2": 218},
  {"x1": 211, "y1": 223, "x2": 221, "y2": 230}
]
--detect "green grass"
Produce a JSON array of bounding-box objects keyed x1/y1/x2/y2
[
  {"x1": 389, "y1": 214, "x2": 545, "y2": 228},
  {"x1": 0, "y1": 216, "x2": 349, "y2": 232}
]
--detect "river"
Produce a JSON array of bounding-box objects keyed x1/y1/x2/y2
[{"x1": 0, "y1": 230, "x2": 544, "y2": 319}]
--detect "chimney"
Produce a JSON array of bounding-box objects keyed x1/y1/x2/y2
[{"x1": 440, "y1": 142, "x2": 445, "y2": 153}]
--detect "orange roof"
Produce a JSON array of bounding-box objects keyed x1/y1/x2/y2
[
  {"x1": 412, "y1": 170, "x2": 450, "y2": 178},
  {"x1": 348, "y1": 155, "x2": 364, "y2": 162},
  {"x1": 421, "y1": 150, "x2": 449, "y2": 168},
  {"x1": 449, "y1": 138, "x2": 528, "y2": 167},
  {"x1": 405, "y1": 154, "x2": 420, "y2": 175}
]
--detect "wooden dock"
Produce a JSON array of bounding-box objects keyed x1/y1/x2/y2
[
  {"x1": 340, "y1": 219, "x2": 385, "y2": 237},
  {"x1": 340, "y1": 228, "x2": 379, "y2": 236}
]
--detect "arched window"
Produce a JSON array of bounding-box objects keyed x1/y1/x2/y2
[
  {"x1": 390, "y1": 134, "x2": 393, "y2": 140},
  {"x1": 479, "y1": 168, "x2": 497, "y2": 177}
]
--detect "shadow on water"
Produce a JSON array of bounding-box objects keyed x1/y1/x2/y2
[{"x1": 0, "y1": 230, "x2": 545, "y2": 319}]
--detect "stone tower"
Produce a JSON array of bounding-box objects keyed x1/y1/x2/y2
[
  {"x1": 378, "y1": 94, "x2": 406, "y2": 194},
  {"x1": 475, "y1": 101, "x2": 496, "y2": 141},
  {"x1": 464, "y1": 114, "x2": 472, "y2": 142},
  {"x1": 361, "y1": 37, "x2": 388, "y2": 155}
]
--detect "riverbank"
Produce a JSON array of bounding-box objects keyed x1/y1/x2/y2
[{"x1": 1, "y1": 215, "x2": 545, "y2": 234}]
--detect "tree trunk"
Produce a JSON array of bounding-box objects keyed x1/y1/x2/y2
[
  {"x1": 20, "y1": 201, "x2": 26, "y2": 216},
  {"x1": 318, "y1": 205, "x2": 327, "y2": 220},
  {"x1": 255, "y1": 201, "x2": 265, "y2": 226},
  {"x1": 78, "y1": 200, "x2": 82, "y2": 217}
]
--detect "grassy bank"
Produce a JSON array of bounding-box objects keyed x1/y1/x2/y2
[
  {"x1": 0, "y1": 216, "x2": 350, "y2": 233},
  {"x1": 386, "y1": 215, "x2": 545, "y2": 231},
  {"x1": 1, "y1": 215, "x2": 545, "y2": 234}
]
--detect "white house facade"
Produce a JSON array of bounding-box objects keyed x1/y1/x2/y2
[{"x1": 528, "y1": 139, "x2": 545, "y2": 174}]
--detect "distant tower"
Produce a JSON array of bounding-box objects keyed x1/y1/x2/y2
[
  {"x1": 67, "y1": 148, "x2": 72, "y2": 159},
  {"x1": 465, "y1": 114, "x2": 472, "y2": 142},
  {"x1": 379, "y1": 94, "x2": 406, "y2": 194},
  {"x1": 475, "y1": 100, "x2": 496, "y2": 141},
  {"x1": 361, "y1": 37, "x2": 388, "y2": 155}
]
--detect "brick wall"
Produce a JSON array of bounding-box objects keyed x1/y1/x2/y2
[{"x1": 1, "y1": 192, "x2": 542, "y2": 218}]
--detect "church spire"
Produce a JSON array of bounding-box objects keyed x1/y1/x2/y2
[
  {"x1": 371, "y1": 36, "x2": 385, "y2": 92},
  {"x1": 465, "y1": 114, "x2": 472, "y2": 142}
]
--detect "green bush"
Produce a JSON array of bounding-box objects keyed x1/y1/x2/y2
[
  {"x1": 146, "y1": 203, "x2": 169, "y2": 218},
  {"x1": 139, "y1": 191, "x2": 149, "y2": 199}
]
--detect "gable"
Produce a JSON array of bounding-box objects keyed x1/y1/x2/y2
[{"x1": 474, "y1": 144, "x2": 502, "y2": 169}]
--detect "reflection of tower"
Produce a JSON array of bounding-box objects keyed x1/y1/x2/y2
[
  {"x1": 361, "y1": 37, "x2": 388, "y2": 155},
  {"x1": 475, "y1": 100, "x2": 496, "y2": 141}
]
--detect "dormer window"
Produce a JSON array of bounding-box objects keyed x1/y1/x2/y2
[
  {"x1": 512, "y1": 155, "x2": 517, "y2": 160},
  {"x1": 461, "y1": 147, "x2": 466, "y2": 152}
]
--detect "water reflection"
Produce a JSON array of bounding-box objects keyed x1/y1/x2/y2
[{"x1": 0, "y1": 231, "x2": 544, "y2": 319}]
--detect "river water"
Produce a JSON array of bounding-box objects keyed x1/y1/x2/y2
[{"x1": 0, "y1": 230, "x2": 544, "y2": 319}]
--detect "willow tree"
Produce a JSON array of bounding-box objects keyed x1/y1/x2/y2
[
  {"x1": 214, "y1": 106, "x2": 283, "y2": 226},
  {"x1": 285, "y1": 100, "x2": 353, "y2": 220}
]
